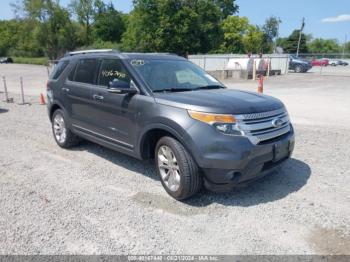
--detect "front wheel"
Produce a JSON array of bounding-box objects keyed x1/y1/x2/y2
[
  {"x1": 155, "y1": 136, "x2": 202, "y2": 200},
  {"x1": 294, "y1": 65, "x2": 302, "y2": 73},
  {"x1": 52, "y1": 109, "x2": 80, "y2": 148}
]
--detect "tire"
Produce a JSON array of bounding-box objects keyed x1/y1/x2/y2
[
  {"x1": 52, "y1": 109, "x2": 80, "y2": 148},
  {"x1": 155, "y1": 136, "x2": 202, "y2": 200},
  {"x1": 294, "y1": 65, "x2": 302, "y2": 73}
]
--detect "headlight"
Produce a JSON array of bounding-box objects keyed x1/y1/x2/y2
[
  {"x1": 188, "y1": 110, "x2": 242, "y2": 136},
  {"x1": 213, "y1": 123, "x2": 243, "y2": 135}
]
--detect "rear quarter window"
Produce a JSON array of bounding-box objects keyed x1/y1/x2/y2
[{"x1": 50, "y1": 61, "x2": 69, "y2": 80}]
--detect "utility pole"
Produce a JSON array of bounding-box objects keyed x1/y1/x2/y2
[
  {"x1": 274, "y1": 22, "x2": 280, "y2": 53},
  {"x1": 296, "y1": 17, "x2": 305, "y2": 57}
]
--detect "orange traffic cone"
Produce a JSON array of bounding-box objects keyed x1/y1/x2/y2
[
  {"x1": 258, "y1": 75, "x2": 264, "y2": 93},
  {"x1": 40, "y1": 93, "x2": 46, "y2": 105}
]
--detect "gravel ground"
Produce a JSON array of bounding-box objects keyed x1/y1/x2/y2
[
  {"x1": 0, "y1": 64, "x2": 49, "y2": 96},
  {"x1": 0, "y1": 66, "x2": 350, "y2": 255}
]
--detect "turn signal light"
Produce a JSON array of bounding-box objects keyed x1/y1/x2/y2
[{"x1": 188, "y1": 111, "x2": 236, "y2": 124}]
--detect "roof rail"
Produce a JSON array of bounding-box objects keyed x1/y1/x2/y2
[
  {"x1": 65, "y1": 49, "x2": 119, "y2": 57},
  {"x1": 124, "y1": 52, "x2": 178, "y2": 56}
]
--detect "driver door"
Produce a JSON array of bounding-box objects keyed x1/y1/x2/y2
[{"x1": 89, "y1": 58, "x2": 138, "y2": 150}]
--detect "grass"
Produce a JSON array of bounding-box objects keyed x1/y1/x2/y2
[{"x1": 13, "y1": 57, "x2": 49, "y2": 66}]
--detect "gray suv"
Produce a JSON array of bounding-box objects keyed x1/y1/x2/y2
[{"x1": 47, "y1": 50, "x2": 295, "y2": 200}]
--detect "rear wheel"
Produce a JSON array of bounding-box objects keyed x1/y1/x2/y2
[
  {"x1": 155, "y1": 136, "x2": 202, "y2": 200},
  {"x1": 52, "y1": 109, "x2": 80, "y2": 148}
]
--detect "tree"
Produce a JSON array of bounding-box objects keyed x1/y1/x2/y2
[
  {"x1": 213, "y1": 0, "x2": 239, "y2": 20},
  {"x1": 243, "y1": 25, "x2": 264, "y2": 53},
  {"x1": 0, "y1": 20, "x2": 22, "y2": 56},
  {"x1": 93, "y1": 3, "x2": 126, "y2": 43},
  {"x1": 262, "y1": 16, "x2": 281, "y2": 53},
  {"x1": 307, "y1": 38, "x2": 341, "y2": 54},
  {"x1": 13, "y1": 0, "x2": 78, "y2": 59},
  {"x1": 277, "y1": 30, "x2": 308, "y2": 54},
  {"x1": 345, "y1": 42, "x2": 350, "y2": 53},
  {"x1": 122, "y1": 0, "x2": 222, "y2": 55},
  {"x1": 217, "y1": 16, "x2": 249, "y2": 53},
  {"x1": 70, "y1": 0, "x2": 96, "y2": 45}
]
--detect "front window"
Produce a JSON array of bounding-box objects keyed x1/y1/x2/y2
[
  {"x1": 130, "y1": 59, "x2": 224, "y2": 92},
  {"x1": 98, "y1": 59, "x2": 131, "y2": 87}
]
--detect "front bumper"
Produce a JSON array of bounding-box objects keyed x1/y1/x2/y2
[{"x1": 184, "y1": 123, "x2": 295, "y2": 192}]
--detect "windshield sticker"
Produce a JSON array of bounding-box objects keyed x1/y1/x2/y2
[
  {"x1": 101, "y1": 70, "x2": 127, "y2": 79},
  {"x1": 131, "y1": 59, "x2": 145, "y2": 66},
  {"x1": 205, "y1": 74, "x2": 219, "y2": 83}
]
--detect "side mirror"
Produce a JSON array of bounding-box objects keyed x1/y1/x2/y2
[
  {"x1": 109, "y1": 80, "x2": 130, "y2": 89},
  {"x1": 108, "y1": 80, "x2": 137, "y2": 94}
]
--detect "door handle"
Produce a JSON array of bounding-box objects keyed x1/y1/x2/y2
[
  {"x1": 62, "y1": 87, "x2": 70, "y2": 92},
  {"x1": 93, "y1": 94, "x2": 104, "y2": 101}
]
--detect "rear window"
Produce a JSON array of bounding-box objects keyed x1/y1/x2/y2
[
  {"x1": 50, "y1": 61, "x2": 69, "y2": 80},
  {"x1": 74, "y1": 59, "x2": 99, "y2": 84}
]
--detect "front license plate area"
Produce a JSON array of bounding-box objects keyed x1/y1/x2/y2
[{"x1": 273, "y1": 141, "x2": 290, "y2": 162}]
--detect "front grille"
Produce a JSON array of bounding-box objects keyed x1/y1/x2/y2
[{"x1": 236, "y1": 108, "x2": 291, "y2": 144}]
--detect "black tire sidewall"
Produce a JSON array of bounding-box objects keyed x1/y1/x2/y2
[{"x1": 155, "y1": 137, "x2": 196, "y2": 200}]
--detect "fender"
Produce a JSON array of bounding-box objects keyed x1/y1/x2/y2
[
  {"x1": 136, "y1": 121, "x2": 191, "y2": 159},
  {"x1": 48, "y1": 99, "x2": 71, "y2": 126}
]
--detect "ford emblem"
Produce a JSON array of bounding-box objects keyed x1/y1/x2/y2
[{"x1": 272, "y1": 118, "x2": 283, "y2": 128}]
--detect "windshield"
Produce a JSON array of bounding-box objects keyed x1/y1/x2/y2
[{"x1": 129, "y1": 59, "x2": 224, "y2": 92}]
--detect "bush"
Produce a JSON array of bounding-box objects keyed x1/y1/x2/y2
[
  {"x1": 79, "y1": 40, "x2": 122, "y2": 51},
  {"x1": 13, "y1": 57, "x2": 49, "y2": 66}
]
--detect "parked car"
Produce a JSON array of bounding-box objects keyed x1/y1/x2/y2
[
  {"x1": 289, "y1": 55, "x2": 312, "y2": 73},
  {"x1": 337, "y1": 60, "x2": 348, "y2": 66},
  {"x1": 328, "y1": 59, "x2": 341, "y2": 66},
  {"x1": 311, "y1": 58, "x2": 329, "y2": 66},
  {"x1": 0, "y1": 57, "x2": 13, "y2": 64},
  {"x1": 47, "y1": 50, "x2": 295, "y2": 200}
]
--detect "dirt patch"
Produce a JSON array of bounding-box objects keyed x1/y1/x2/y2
[
  {"x1": 132, "y1": 192, "x2": 206, "y2": 216},
  {"x1": 309, "y1": 227, "x2": 350, "y2": 255}
]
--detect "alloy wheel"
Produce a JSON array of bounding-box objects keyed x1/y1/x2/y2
[
  {"x1": 157, "y1": 145, "x2": 181, "y2": 192},
  {"x1": 53, "y1": 113, "x2": 67, "y2": 144}
]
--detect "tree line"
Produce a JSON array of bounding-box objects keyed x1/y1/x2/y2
[{"x1": 0, "y1": 0, "x2": 348, "y2": 59}]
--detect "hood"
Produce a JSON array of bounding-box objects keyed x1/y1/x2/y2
[
  {"x1": 293, "y1": 58, "x2": 310, "y2": 64},
  {"x1": 154, "y1": 89, "x2": 284, "y2": 114}
]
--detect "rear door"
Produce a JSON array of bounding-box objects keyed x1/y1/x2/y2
[
  {"x1": 63, "y1": 58, "x2": 99, "y2": 130},
  {"x1": 89, "y1": 58, "x2": 138, "y2": 150}
]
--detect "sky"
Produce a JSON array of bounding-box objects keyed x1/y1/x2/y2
[{"x1": 0, "y1": 0, "x2": 349, "y2": 43}]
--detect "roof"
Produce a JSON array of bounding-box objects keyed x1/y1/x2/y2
[{"x1": 62, "y1": 49, "x2": 185, "y2": 61}]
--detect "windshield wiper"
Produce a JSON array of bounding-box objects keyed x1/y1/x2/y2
[
  {"x1": 153, "y1": 88, "x2": 193, "y2": 93},
  {"x1": 193, "y1": 85, "x2": 224, "y2": 90},
  {"x1": 152, "y1": 85, "x2": 224, "y2": 93}
]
